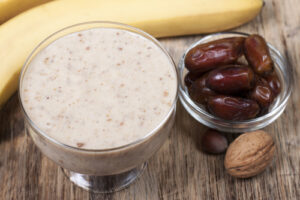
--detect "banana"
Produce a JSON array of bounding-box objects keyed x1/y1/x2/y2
[
  {"x1": 0, "y1": 0, "x2": 52, "y2": 24},
  {"x1": 0, "y1": 0, "x2": 263, "y2": 108}
]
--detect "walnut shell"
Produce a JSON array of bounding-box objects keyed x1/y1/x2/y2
[{"x1": 224, "y1": 130, "x2": 275, "y2": 178}]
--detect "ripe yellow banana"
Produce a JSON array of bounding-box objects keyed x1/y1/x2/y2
[
  {"x1": 0, "y1": 0, "x2": 52, "y2": 24},
  {"x1": 0, "y1": 0, "x2": 263, "y2": 108}
]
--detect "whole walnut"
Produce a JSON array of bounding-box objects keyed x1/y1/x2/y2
[{"x1": 224, "y1": 130, "x2": 275, "y2": 178}]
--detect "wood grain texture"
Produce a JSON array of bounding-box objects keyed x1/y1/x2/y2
[{"x1": 0, "y1": 0, "x2": 299, "y2": 199}]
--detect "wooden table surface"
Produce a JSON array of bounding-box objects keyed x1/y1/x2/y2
[{"x1": 1, "y1": 0, "x2": 299, "y2": 199}]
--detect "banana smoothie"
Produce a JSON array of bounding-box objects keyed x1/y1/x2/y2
[{"x1": 21, "y1": 27, "x2": 177, "y2": 150}]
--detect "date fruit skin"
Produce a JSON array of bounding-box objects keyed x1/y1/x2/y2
[
  {"x1": 244, "y1": 34, "x2": 274, "y2": 76},
  {"x1": 188, "y1": 73, "x2": 216, "y2": 104},
  {"x1": 249, "y1": 78, "x2": 274, "y2": 112},
  {"x1": 265, "y1": 72, "x2": 281, "y2": 97},
  {"x1": 207, "y1": 95, "x2": 260, "y2": 120},
  {"x1": 184, "y1": 72, "x2": 202, "y2": 87},
  {"x1": 184, "y1": 37, "x2": 245, "y2": 73},
  {"x1": 207, "y1": 65, "x2": 255, "y2": 94},
  {"x1": 200, "y1": 129, "x2": 228, "y2": 154}
]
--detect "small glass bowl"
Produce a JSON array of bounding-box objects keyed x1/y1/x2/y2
[{"x1": 178, "y1": 32, "x2": 292, "y2": 133}]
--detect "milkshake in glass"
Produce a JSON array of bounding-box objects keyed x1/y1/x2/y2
[{"x1": 19, "y1": 22, "x2": 178, "y2": 193}]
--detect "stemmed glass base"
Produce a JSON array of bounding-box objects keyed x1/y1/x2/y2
[{"x1": 62, "y1": 162, "x2": 147, "y2": 193}]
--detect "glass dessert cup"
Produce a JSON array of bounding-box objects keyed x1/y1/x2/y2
[
  {"x1": 179, "y1": 32, "x2": 292, "y2": 133},
  {"x1": 19, "y1": 22, "x2": 178, "y2": 193}
]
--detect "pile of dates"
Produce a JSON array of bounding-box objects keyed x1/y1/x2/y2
[{"x1": 184, "y1": 34, "x2": 281, "y2": 120}]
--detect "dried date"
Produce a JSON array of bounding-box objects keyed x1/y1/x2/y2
[
  {"x1": 265, "y1": 72, "x2": 281, "y2": 97},
  {"x1": 244, "y1": 34, "x2": 274, "y2": 76},
  {"x1": 188, "y1": 73, "x2": 216, "y2": 104},
  {"x1": 207, "y1": 95, "x2": 260, "y2": 120},
  {"x1": 207, "y1": 65, "x2": 255, "y2": 94},
  {"x1": 184, "y1": 72, "x2": 202, "y2": 87},
  {"x1": 249, "y1": 78, "x2": 274, "y2": 112},
  {"x1": 185, "y1": 37, "x2": 245, "y2": 73}
]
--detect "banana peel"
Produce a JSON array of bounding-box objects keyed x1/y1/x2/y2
[{"x1": 0, "y1": 0, "x2": 52, "y2": 24}]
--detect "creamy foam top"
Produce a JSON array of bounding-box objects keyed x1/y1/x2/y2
[{"x1": 21, "y1": 27, "x2": 177, "y2": 149}]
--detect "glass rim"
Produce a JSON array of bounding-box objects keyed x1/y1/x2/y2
[
  {"x1": 178, "y1": 31, "x2": 292, "y2": 128},
  {"x1": 18, "y1": 21, "x2": 179, "y2": 152}
]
